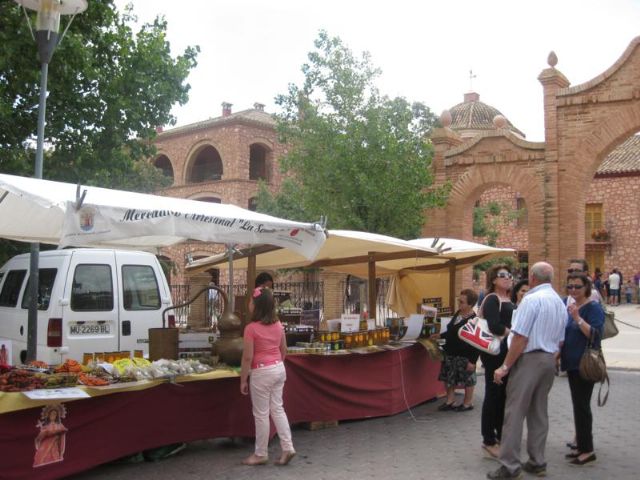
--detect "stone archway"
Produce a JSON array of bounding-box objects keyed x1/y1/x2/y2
[{"x1": 427, "y1": 36, "x2": 640, "y2": 287}]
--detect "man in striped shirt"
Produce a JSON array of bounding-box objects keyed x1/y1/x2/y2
[{"x1": 487, "y1": 262, "x2": 566, "y2": 479}]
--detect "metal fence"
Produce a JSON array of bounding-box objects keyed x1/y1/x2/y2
[
  {"x1": 169, "y1": 281, "x2": 324, "y2": 328},
  {"x1": 339, "y1": 277, "x2": 398, "y2": 324}
]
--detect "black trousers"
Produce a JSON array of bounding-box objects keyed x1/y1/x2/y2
[
  {"x1": 568, "y1": 370, "x2": 596, "y2": 453},
  {"x1": 481, "y1": 353, "x2": 508, "y2": 446}
]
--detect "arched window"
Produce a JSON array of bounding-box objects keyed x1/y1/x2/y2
[
  {"x1": 189, "y1": 146, "x2": 223, "y2": 183},
  {"x1": 154, "y1": 155, "x2": 174, "y2": 181},
  {"x1": 249, "y1": 144, "x2": 268, "y2": 180},
  {"x1": 516, "y1": 197, "x2": 528, "y2": 227},
  {"x1": 248, "y1": 197, "x2": 258, "y2": 211},
  {"x1": 196, "y1": 197, "x2": 222, "y2": 204}
]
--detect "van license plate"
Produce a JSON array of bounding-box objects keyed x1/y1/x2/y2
[{"x1": 70, "y1": 324, "x2": 111, "y2": 335}]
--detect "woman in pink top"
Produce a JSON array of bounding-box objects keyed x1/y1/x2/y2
[{"x1": 240, "y1": 287, "x2": 295, "y2": 466}]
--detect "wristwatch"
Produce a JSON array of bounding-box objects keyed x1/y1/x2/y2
[
  {"x1": 500, "y1": 364, "x2": 509, "y2": 372},
  {"x1": 577, "y1": 319, "x2": 584, "y2": 326}
]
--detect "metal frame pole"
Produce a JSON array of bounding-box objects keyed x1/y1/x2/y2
[{"x1": 26, "y1": 61, "x2": 48, "y2": 362}]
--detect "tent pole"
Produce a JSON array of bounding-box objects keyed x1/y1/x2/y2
[
  {"x1": 368, "y1": 253, "x2": 376, "y2": 324},
  {"x1": 449, "y1": 262, "x2": 456, "y2": 312},
  {"x1": 227, "y1": 244, "x2": 235, "y2": 312},
  {"x1": 245, "y1": 251, "x2": 257, "y2": 322}
]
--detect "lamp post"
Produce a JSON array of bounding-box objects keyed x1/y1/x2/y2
[{"x1": 15, "y1": 0, "x2": 87, "y2": 362}]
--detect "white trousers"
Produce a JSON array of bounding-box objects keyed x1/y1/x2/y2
[{"x1": 249, "y1": 362, "x2": 294, "y2": 457}]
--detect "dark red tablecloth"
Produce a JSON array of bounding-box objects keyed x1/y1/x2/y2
[{"x1": 0, "y1": 344, "x2": 442, "y2": 480}]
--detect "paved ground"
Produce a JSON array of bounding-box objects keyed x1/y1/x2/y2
[{"x1": 71, "y1": 305, "x2": 639, "y2": 480}]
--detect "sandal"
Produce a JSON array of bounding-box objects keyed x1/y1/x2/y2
[
  {"x1": 455, "y1": 404, "x2": 474, "y2": 412},
  {"x1": 482, "y1": 443, "x2": 500, "y2": 459},
  {"x1": 437, "y1": 402, "x2": 455, "y2": 411},
  {"x1": 569, "y1": 453, "x2": 596, "y2": 466},
  {"x1": 274, "y1": 450, "x2": 296, "y2": 466},
  {"x1": 242, "y1": 454, "x2": 268, "y2": 466}
]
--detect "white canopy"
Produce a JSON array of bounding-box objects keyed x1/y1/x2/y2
[
  {"x1": 186, "y1": 229, "x2": 441, "y2": 275},
  {"x1": 0, "y1": 174, "x2": 326, "y2": 259}
]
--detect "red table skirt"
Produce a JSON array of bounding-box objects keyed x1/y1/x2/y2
[{"x1": 0, "y1": 344, "x2": 443, "y2": 480}]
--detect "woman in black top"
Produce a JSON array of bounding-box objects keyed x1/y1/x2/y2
[
  {"x1": 479, "y1": 264, "x2": 514, "y2": 459},
  {"x1": 432, "y1": 289, "x2": 479, "y2": 412}
]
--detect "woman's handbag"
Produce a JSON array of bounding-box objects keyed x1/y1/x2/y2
[
  {"x1": 602, "y1": 308, "x2": 619, "y2": 339},
  {"x1": 578, "y1": 328, "x2": 609, "y2": 406},
  {"x1": 457, "y1": 294, "x2": 502, "y2": 355}
]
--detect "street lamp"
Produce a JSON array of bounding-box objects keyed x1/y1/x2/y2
[{"x1": 15, "y1": 0, "x2": 87, "y2": 362}]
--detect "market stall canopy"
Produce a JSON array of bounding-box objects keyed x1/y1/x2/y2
[
  {"x1": 0, "y1": 174, "x2": 326, "y2": 259},
  {"x1": 386, "y1": 238, "x2": 515, "y2": 316},
  {"x1": 404, "y1": 237, "x2": 514, "y2": 270},
  {"x1": 185, "y1": 229, "x2": 441, "y2": 276}
]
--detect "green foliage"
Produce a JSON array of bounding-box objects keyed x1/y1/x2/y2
[
  {"x1": 0, "y1": 0, "x2": 198, "y2": 191},
  {"x1": 473, "y1": 256, "x2": 520, "y2": 277},
  {"x1": 472, "y1": 200, "x2": 522, "y2": 247},
  {"x1": 259, "y1": 31, "x2": 448, "y2": 239}
]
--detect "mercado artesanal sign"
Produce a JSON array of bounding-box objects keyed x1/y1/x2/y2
[{"x1": 0, "y1": 174, "x2": 326, "y2": 260}]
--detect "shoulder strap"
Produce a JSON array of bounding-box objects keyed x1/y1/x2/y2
[
  {"x1": 479, "y1": 292, "x2": 501, "y2": 318},
  {"x1": 597, "y1": 373, "x2": 610, "y2": 407}
]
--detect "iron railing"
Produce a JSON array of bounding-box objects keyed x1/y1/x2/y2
[{"x1": 169, "y1": 281, "x2": 324, "y2": 328}]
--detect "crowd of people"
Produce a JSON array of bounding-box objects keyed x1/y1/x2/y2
[
  {"x1": 434, "y1": 259, "x2": 607, "y2": 479},
  {"x1": 237, "y1": 261, "x2": 614, "y2": 476},
  {"x1": 592, "y1": 266, "x2": 639, "y2": 305}
]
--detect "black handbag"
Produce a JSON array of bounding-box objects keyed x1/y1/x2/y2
[{"x1": 578, "y1": 328, "x2": 609, "y2": 406}]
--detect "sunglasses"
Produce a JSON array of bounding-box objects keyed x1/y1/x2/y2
[
  {"x1": 496, "y1": 272, "x2": 513, "y2": 279},
  {"x1": 567, "y1": 268, "x2": 584, "y2": 274},
  {"x1": 566, "y1": 284, "x2": 585, "y2": 290}
]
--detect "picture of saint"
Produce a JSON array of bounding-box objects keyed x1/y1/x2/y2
[{"x1": 33, "y1": 404, "x2": 68, "y2": 468}]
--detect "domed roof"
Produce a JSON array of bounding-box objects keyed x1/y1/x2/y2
[{"x1": 448, "y1": 92, "x2": 525, "y2": 138}]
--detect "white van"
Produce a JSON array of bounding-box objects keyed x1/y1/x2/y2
[{"x1": 0, "y1": 249, "x2": 173, "y2": 365}]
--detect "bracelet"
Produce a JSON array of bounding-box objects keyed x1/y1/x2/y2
[{"x1": 577, "y1": 319, "x2": 584, "y2": 326}]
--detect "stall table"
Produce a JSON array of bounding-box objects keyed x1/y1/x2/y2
[{"x1": 0, "y1": 344, "x2": 442, "y2": 480}]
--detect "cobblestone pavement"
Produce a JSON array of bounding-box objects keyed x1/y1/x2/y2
[{"x1": 72, "y1": 367, "x2": 639, "y2": 480}]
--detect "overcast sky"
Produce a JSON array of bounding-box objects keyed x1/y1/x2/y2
[{"x1": 115, "y1": 0, "x2": 640, "y2": 142}]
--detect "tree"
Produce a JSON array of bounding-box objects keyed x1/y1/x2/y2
[
  {"x1": 0, "y1": 0, "x2": 199, "y2": 191},
  {"x1": 257, "y1": 31, "x2": 448, "y2": 239}
]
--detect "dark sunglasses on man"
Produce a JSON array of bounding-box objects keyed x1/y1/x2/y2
[{"x1": 567, "y1": 268, "x2": 584, "y2": 274}]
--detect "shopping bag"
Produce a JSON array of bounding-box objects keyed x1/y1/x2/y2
[
  {"x1": 602, "y1": 308, "x2": 619, "y2": 339},
  {"x1": 457, "y1": 317, "x2": 501, "y2": 355}
]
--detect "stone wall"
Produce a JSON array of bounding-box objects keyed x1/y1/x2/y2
[{"x1": 585, "y1": 174, "x2": 640, "y2": 281}]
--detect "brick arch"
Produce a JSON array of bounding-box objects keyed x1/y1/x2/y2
[
  {"x1": 248, "y1": 139, "x2": 273, "y2": 182},
  {"x1": 571, "y1": 103, "x2": 640, "y2": 192},
  {"x1": 182, "y1": 140, "x2": 225, "y2": 184},
  {"x1": 553, "y1": 36, "x2": 640, "y2": 267},
  {"x1": 444, "y1": 164, "x2": 544, "y2": 256},
  {"x1": 188, "y1": 191, "x2": 224, "y2": 203}
]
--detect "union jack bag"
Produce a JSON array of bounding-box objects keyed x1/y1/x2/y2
[
  {"x1": 457, "y1": 317, "x2": 501, "y2": 355},
  {"x1": 457, "y1": 293, "x2": 503, "y2": 355}
]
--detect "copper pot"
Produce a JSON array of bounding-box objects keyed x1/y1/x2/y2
[{"x1": 210, "y1": 286, "x2": 244, "y2": 366}]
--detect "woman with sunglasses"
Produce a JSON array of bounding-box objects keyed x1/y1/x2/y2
[
  {"x1": 560, "y1": 273, "x2": 604, "y2": 466},
  {"x1": 240, "y1": 287, "x2": 296, "y2": 466},
  {"x1": 479, "y1": 264, "x2": 515, "y2": 459}
]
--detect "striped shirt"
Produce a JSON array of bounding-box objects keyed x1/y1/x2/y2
[{"x1": 511, "y1": 283, "x2": 566, "y2": 353}]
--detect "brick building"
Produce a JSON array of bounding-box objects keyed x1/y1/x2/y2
[
  {"x1": 426, "y1": 37, "x2": 640, "y2": 292},
  {"x1": 447, "y1": 92, "x2": 640, "y2": 282},
  {"x1": 151, "y1": 102, "x2": 286, "y2": 284}
]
